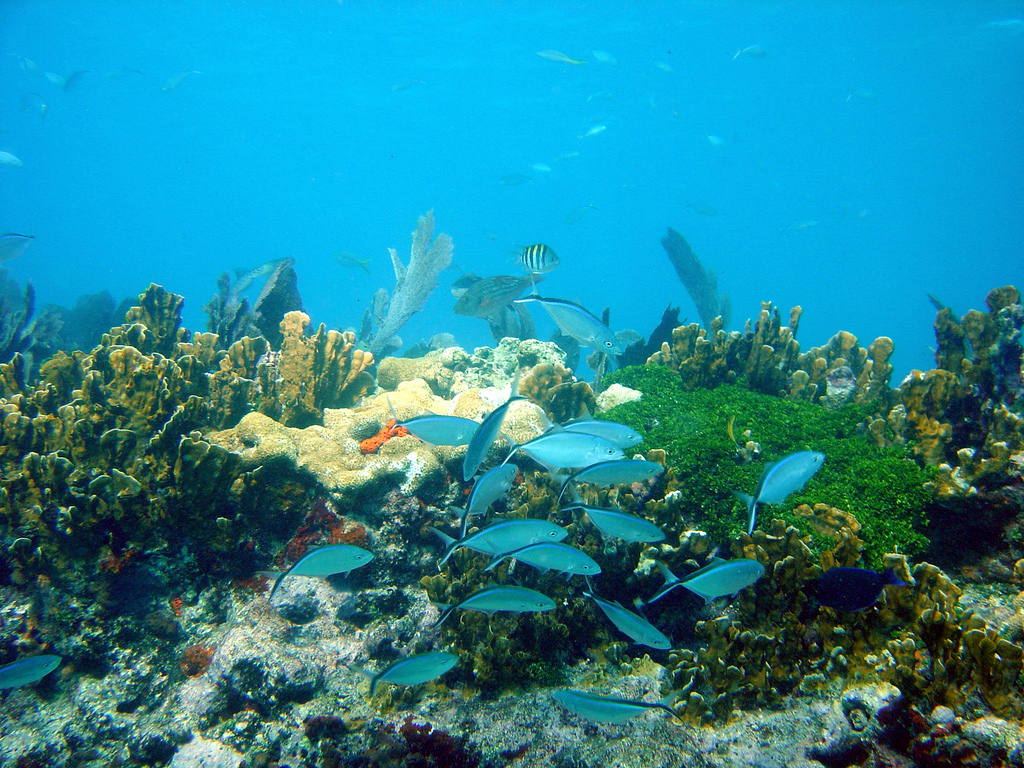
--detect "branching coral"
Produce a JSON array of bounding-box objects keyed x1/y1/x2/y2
[{"x1": 364, "y1": 210, "x2": 454, "y2": 358}]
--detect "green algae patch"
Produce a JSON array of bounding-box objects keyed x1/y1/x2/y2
[{"x1": 600, "y1": 366, "x2": 934, "y2": 566}]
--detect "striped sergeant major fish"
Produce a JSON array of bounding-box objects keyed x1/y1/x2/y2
[{"x1": 516, "y1": 244, "x2": 560, "y2": 274}]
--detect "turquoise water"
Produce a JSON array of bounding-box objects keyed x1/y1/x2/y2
[{"x1": 1, "y1": 0, "x2": 1021, "y2": 375}]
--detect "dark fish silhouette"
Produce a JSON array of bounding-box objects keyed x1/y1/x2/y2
[{"x1": 817, "y1": 567, "x2": 906, "y2": 612}]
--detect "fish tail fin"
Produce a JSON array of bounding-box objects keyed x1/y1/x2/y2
[
  {"x1": 732, "y1": 491, "x2": 756, "y2": 535},
  {"x1": 483, "y1": 555, "x2": 507, "y2": 572},
  {"x1": 267, "y1": 572, "x2": 287, "y2": 602},
  {"x1": 358, "y1": 259, "x2": 372, "y2": 273},
  {"x1": 433, "y1": 603, "x2": 454, "y2": 627},
  {"x1": 555, "y1": 477, "x2": 573, "y2": 505},
  {"x1": 656, "y1": 561, "x2": 679, "y2": 585},
  {"x1": 882, "y1": 568, "x2": 907, "y2": 587}
]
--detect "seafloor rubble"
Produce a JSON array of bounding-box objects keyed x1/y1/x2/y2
[{"x1": 0, "y1": 284, "x2": 1021, "y2": 768}]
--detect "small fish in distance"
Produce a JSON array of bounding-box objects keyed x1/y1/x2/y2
[
  {"x1": 537, "y1": 50, "x2": 587, "y2": 66},
  {"x1": 334, "y1": 251, "x2": 372, "y2": 273},
  {"x1": 817, "y1": 567, "x2": 906, "y2": 612},
  {"x1": 0, "y1": 233, "x2": 33, "y2": 262}
]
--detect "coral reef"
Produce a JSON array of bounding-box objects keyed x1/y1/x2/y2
[
  {"x1": 256, "y1": 311, "x2": 374, "y2": 428},
  {"x1": 600, "y1": 365, "x2": 934, "y2": 565},
  {"x1": 364, "y1": 210, "x2": 454, "y2": 358},
  {"x1": 518, "y1": 361, "x2": 597, "y2": 423}
]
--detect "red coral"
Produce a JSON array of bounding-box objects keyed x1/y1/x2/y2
[
  {"x1": 360, "y1": 418, "x2": 409, "y2": 454},
  {"x1": 97, "y1": 547, "x2": 141, "y2": 574},
  {"x1": 397, "y1": 716, "x2": 484, "y2": 768},
  {"x1": 180, "y1": 644, "x2": 214, "y2": 677},
  {"x1": 276, "y1": 499, "x2": 368, "y2": 566}
]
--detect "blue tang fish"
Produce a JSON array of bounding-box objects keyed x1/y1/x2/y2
[
  {"x1": 0, "y1": 655, "x2": 61, "y2": 689},
  {"x1": 735, "y1": 450, "x2": 825, "y2": 534},
  {"x1": 817, "y1": 567, "x2": 906, "y2": 612}
]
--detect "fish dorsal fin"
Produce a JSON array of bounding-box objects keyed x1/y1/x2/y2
[
  {"x1": 681, "y1": 557, "x2": 727, "y2": 581},
  {"x1": 386, "y1": 396, "x2": 399, "y2": 422}
]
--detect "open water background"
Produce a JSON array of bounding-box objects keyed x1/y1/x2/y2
[{"x1": 2, "y1": 0, "x2": 1022, "y2": 377}]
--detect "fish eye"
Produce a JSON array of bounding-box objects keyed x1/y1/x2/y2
[{"x1": 605, "y1": 341, "x2": 613, "y2": 348}]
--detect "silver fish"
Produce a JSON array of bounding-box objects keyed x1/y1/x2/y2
[
  {"x1": 514, "y1": 294, "x2": 622, "y2": 354},
  {"x1": 553, "y1": 689, "x2": 677, "y2": 724},
  {"x1": 563, "y1": 504, "x2": 665, "y2": 543},
  {"x1": 161, "y1": 70, "x2": 200, "y2": 92},
  {"x1": 536, "y1": 50, "x2": 587, "y2": 66},
  {"x1": 334, "y1": 251, "x2": 371, "y2": 273},
  {"x1": 734, "y1": 450, "x2": 825, "y2": 534},
  {"x1": 0, "y1": 655, "x2": 61, "y2": 689},
  {"x1": 556, "y1": 459, "x2": 663, "y2": 503},
  {"x1": 643, "y1": 558, "x2": 764, "y2": 607},
  {"x1": 586, "y1": 593, "x2": 671, "y2": 649},
  {"x1": 462, "y1": 372, "x2": 523, "y2": 481},
  {"x1": 733, "y1": 44, "x2": 768, "y2": 59},
  {"x1": 0, "y1": 151, "x2": 24, "y2": 167},
  {"x1": 389, "y1": 400, "x2": 478, "y2": 447},
  {"x1": 369, "y1": 651, "x2": 458, "y2": 695},
  {"x1": 436, "y1": 584, "x2": 555, "y2": 626},
  {"x1": 509, "y1": 431, "x2": 624, "y2": 473},
  {"x1": 0, "y1": 233, "x2": 33, "y2": 262},
  {"x1": 561, "y1": 419, "x2": 642, "y2": 449},
  {"x1": 435, "y1": 519, "x2": 567, "y2": 565},
  {"x1": 485, "y1": 541, "x2": 601, "y2": 576},
  {"x1": 269, "y1": 543, "x2": 373, "y2": 600},
  {"x1": 516, "y1": 244, "x2": 559, "y2": 274},
  {"x1": 455, "y1": 464, "x2": 519, "y2": 536}
]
